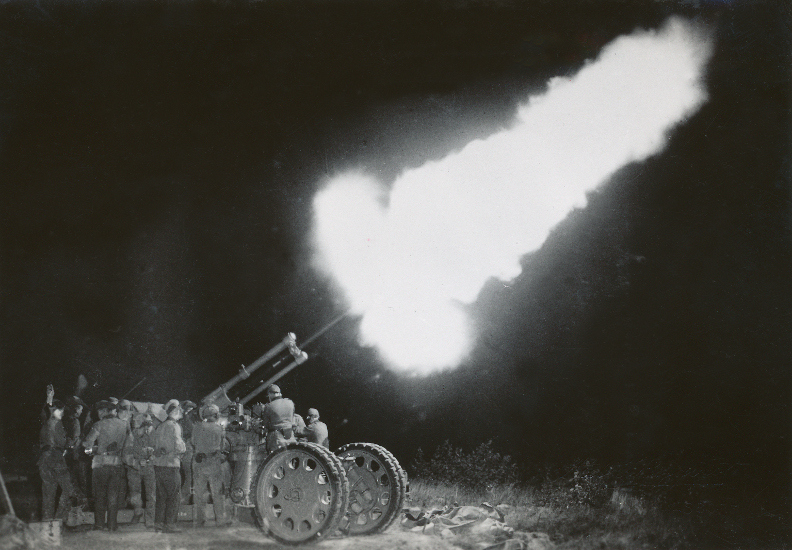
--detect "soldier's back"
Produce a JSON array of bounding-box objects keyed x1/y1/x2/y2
[{"x1": 263, "y1": 398, "x2": 295, "y2": 430}]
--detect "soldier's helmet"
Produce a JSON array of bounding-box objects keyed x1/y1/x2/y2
[
  {"x1": 65, "y1": 396, "x2": 86, "y2": 409},
  {"x1": 307, "y1": 408, "x2": 320, "y2": 419},
  {"x1": 165, "y1": 399, "x2": 182, "y2": 417},
  {"x1": 201, "y1": 404, "x2": 220, "y2": 420},
  {"x1": 180, "y1": 400, "x2": 197, "y2": 413},
  {"x1": 267, "y1": 384, "x2": 282, "y2": 398},
  {"x1": 119, "y1": 400, "x2": 133, "y2": 414},
  {"x1": 95, "y1": 400, "x2": 115, "y2": 414}
]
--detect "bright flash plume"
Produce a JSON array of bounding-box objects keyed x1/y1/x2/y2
[{"x1": 312, "y1": 18, "x2": 712, "y2": 374}]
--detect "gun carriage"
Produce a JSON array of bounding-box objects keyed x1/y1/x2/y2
[{"x1": 194, "y1": 330, "x2": 408, "y2": 544}]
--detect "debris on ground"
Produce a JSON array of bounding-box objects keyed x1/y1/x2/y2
[
  {"x1": 401, "y1": 504, "x2": 554, "y2": 550},
  {"x1": 0, "y1": 515, "x2": 59, "y2": 550}
]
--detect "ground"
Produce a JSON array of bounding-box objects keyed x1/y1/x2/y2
[{"x1": 59, "y1": 522, "x2": 460, "y2": 550}]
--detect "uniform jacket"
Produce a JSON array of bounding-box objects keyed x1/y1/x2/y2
[
  {"x1": 152, "y1": 419, "x2": 186, "y2": 468},
  {"x1": 38, "y1": 418, "x2": 69, "y2": 470},
  {"x1": 128, "y1": 426, "x2": 156, "y2": 469},
  {"x1": 262, "y1": 397, "x2": 295, "y2": 432},
  {"x1": 62, "y1": 413, "x2": 81, "y2": 446},
  {"x1": 179, "y1": 411, "x2": 199, "y2": 446},
  {"x1": 83, "y1": 416, "x2": 131, "y2": 468},
  {"x1": 192, "y1": 421, "x2": 229, "y2": 459},
  {"x1": 293, "y1": 414, "x2": 306, "y2": 434},
  {"x1": 304, "y1": 421, "x2": 329, "y2": 447}
]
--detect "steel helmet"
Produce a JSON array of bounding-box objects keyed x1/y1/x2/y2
[
  {"x1": 201, "y1": 404, "x2": 220, "y2": 420},
  {"x1": 165, "y1": 399, "x2": 181, "y2": 416}
]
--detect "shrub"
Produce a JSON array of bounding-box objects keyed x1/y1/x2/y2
[
  {"x1": 410, "y1": 440, "x2": 520, "y2": 491},
  {"x1": 531, "y1": 460, "x2": 612, "y2": 509}
]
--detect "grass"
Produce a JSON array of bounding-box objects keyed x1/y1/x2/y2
[
  {"x1": 406, "y1": 478, "x2": 695, "y2": 550},
  {"x1": 406, "y1": 442, "x2": 791, "y2": 549}
]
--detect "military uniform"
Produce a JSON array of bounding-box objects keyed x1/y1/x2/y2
[
  {"x1": 262, "y1": 397, "x2": 297, "y2": 453},
  {"x1": 127, "y1": 420, "x2": 156, "y2": 526},
  {"x1": 293, "y1": 413, "x2": 306, "y2": 439},
  {"x1": 178, "y1": 404, "x2": 197, "y2": 501},
  {"x1": 62, "y1": 404, "x2": 87, "y2": 499},
  {"x1": 304, "y1": 420, "x2": 330, "y2": 448},
  {"x1": 83, "y1": 414, "x2": 131, "y2": 531},
  {"x1": 38, "y1": 416, "x2": 76, "y2": 520},
  {"x1": 152, "y1": 417, "x2": 186, "y2": 530},
  {"x1": 192, "y1": 417, "x2": 229, "y2": 525}
]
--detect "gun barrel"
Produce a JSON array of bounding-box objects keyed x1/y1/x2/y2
[
  {"x1": 202, "y1": 333, "x2": 297, "y2": 407},
  {"x1": 240, "y1": 351, "x2": 309, "y2": 405},
  {"x1": 238, "y1": 311, "x2": 349, "y2": 405}
]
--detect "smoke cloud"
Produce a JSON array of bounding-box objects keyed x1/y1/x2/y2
[{"x1": 312, "y1": 18, "x2": 712, "y2": 373}]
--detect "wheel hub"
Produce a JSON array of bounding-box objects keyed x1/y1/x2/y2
[
  {"x1": 253, "y1": 443, "x2": 348, "y2": 544},
  {"x1": 335, "y1": 443, "x2": 407, "y2": 535}
]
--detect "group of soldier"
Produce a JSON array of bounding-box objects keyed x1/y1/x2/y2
[{"x1": 37, "y1": 383, "x2": 329, "y2": 534}]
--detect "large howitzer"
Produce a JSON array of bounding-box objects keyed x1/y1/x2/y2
[{"x1": 197, "y1": 324, "x2": 408, "y2": 545}]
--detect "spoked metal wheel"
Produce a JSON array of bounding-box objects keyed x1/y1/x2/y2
[
  {"x1": 335, "y1": 443, "x2": 407, "y2": 535},
  {"x1": 252, "y1": 442, "x2": 349, "y2": 545}
]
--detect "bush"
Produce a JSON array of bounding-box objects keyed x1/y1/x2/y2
[
  {"x1": 407, "y1": 476, "x2": 694, "y2": 550},
  {"x1": 531, "y1": 459, "x2": 612, "y2": 509},
  {"x1": 410, "y1": 440, "x2": 520, "y2": 491}
]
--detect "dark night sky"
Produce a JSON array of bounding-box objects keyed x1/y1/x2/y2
[{"x1": 0, "y1": 0, "x2": 789, "y2": 518}]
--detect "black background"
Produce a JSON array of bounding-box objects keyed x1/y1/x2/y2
[{"x1": 1, "y1": 0, "x2": 789, "y2": 539}]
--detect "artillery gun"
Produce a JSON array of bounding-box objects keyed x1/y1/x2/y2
[{"x1": 197, "y1": 329, "x2": 408, "y2": 545}]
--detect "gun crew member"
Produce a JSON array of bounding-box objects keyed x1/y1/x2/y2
[
  {"x1": 293, "y1": 413, "x2": 306, "y2": 440},
  {"x1": 38, "y1": 399, "x2": 78, "y2": 521},
  {"x1": 302, "y1": 408, "x2": 330, "y2": 448},
  {"x1": 40, "y1": 384, "x2": 56, "y2": 424},
  {"x1": 116, "y1": 400, "x2": 134, "y2": 509},
  {"x1": 152, "y1": 399, "x2": 187, "y2": 533},
  {"x1": 127, "y1": 413, "x2": 156, "y2": 528},
  {"x1": 63, "y1": 396, "x2": 88, "y2": 500},
  {"x1": 192, "y1": 404, "x2": 231, "y2": 527},
  {"x1": 178, "y1": 400, "x2": 198, "y2": 503},
  {"x1": 83, "y1": 400, "x2": 131, "y2": 532},
  {"x1": 261, "y1": 385, "x2": 296, "y2": 453}
]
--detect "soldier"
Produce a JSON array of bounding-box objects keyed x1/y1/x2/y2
[
  {"x1": 63, "y1": 396, "x2": 87, "y2": 499},
  {"x1": 40, "y1": 384, "x2": 56, "y2": 424},
  {"x1": 303, "y1": 408, "x2": 330, "y2": 448},
  {"x1": 178, "y1": 400, "x2": 198, "y2": 503},
  {"x1": 117, "y1": 400, "x2": 133, "y2": 425},
  {"x1": 192, "y1": 404, "x2": 230, "y2": 527},
  {"x1": 38, "y1": 399, "x2": 78, "y2": 521},
  {"x1": 107, "y1": 398, "x2": 119, "y2": 415},
  {"x1": 82, "y1": 402, "x2": 99, "y2": 441},
  {"x1": 62, "y1": 397, "x2": 85, "y2": 445},
  {"x1": 152, "y1": 400, "x2": 186, "y2": 533},
  {"x1": 126, "y1": 413, "x2": 156, "y2": 528},
  {"x1": 80, "y1": 400, "x2": 106, "y2": 499},
  {"x1": 83, "y1": 400, "x2": 131, "y2": 531},
  {"x1": 293, "y1": 412, "x2": 307, "y2": 441},
  {"x1": 261, "y1": 385, "x2": 296, "y2": 453},
  {"x1": 116, "y1": 400, "x2": 134, "y2": 508}
]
